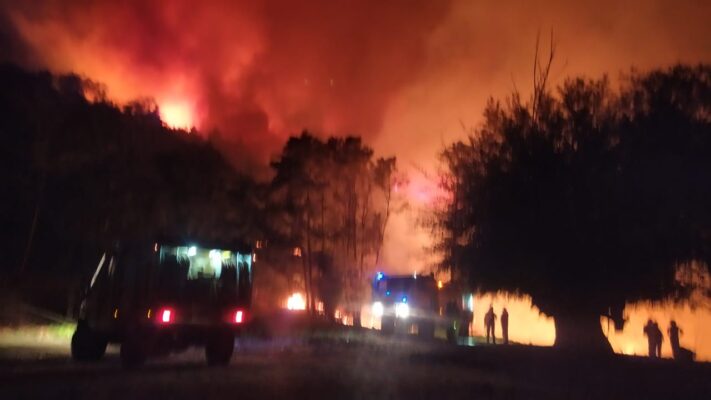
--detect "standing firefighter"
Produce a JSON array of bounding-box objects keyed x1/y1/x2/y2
[
  {"x1": 484, "y1": 305, "x2": 497, "y2": 344},
  {"x1": 653, "y1": 322, "x2": 663, "y2": 357},
  {"x1": 668, "y1": 320, "x2": 682, "y2": 359},
  {"x1": 501, "y1": 307, "x2": 509, "y2": 345},
  {"x1": 643, "y1": 319, "x2": 659, "y2": 358}
]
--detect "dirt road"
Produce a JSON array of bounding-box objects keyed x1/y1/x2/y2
[{"x1": 1, "y1": 335, "x2": 709, "y2": 399}]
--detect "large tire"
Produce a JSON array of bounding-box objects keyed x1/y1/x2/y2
[
  {"x1": 205, "y1": 330, "x2": 234, "y2": 366},
  {"x1": 71, "y1": 321, "x2": 107, "y2": 362},
  {"x1": 121, "y1": 334, "x2": 147, "y2": 369}
]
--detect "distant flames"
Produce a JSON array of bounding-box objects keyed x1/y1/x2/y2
[
  {"x1": 159, "y1": 100, "x2": 195, "y2": 130},
  {"x1": 3, "y1": 0, "x2": 711, "y2": 360},
  {"x1": 285, "y1": 293, "x2": 306, "y2": 311}
]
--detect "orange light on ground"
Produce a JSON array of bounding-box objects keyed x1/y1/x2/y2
[
  {"x1": 160, "y1": 101, "x2": 194, "y2": 130},
  {"x1": 471, "y1": 294, "x2": 556, "y2": 346},
  {"x1": 603, "y1": 301, "x2": 711, "y2": 361},
  {"x1": 286, "y1": 293, "x2": 306, "y2": 310}
]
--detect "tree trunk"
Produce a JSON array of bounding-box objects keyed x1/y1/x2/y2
[
  {"x1": 374, "y1": 181, "x2": 391, "y2": 266},
  {"x1": 306, "y1": 211, "x2": 314, "y2": 313},
  {"x1": 320, "y1": 191, "x2": 325, "y2": 252},
  {"x1": 21, "y1": 174, "x2": 45, "y2": 273},
  {"x1": 20, "y1": 197, "x2": 41, "y2": 273},
  {"x1": 301, "y1": 251, "x2": 310, "y2": 310},
  {"x1": 553, "y1": 313, "x2": 613, "y2": 354}
]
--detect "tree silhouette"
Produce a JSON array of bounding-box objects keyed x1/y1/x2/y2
[
  {"x1": 0, "y1": 64, "x2": 260, "y2": 276},
  {"x1": 270, "y1": 132, "x2": 400, "y2": 316},
  {"x1": 438, "y1": 65, "x2": 711, "y2": 352}
]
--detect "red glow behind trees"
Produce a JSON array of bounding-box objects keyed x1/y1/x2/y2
[{"x1": 437, "y1": 65, "x2": 711, "y2": 352}]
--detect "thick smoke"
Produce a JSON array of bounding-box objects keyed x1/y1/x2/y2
[
  {"x1": 374, "y1": 0, "x2": 711, "y2": 166},
  {"x1": 3, "y1": 1, "x2": 711, "y2": 173},
  {"x1": 3, "y1": 1, "x2": 711, "y2": 360},
  {"x1": 1, "y1": 0, "x2": 451, "y2": 175},
  {"x1": 2, "y1": 0, "x2": 711, "y2": 272}
]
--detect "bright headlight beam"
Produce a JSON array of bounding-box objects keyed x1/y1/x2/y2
[
  {"x1": 372, "y1": 301, "x2": 384, "y2": 317},
  {"x1": 395, "y1": 302, "x2": 409, "y2": 319}
]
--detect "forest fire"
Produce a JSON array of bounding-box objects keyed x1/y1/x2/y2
[
  {"x1": 1, "y1": 2, "x2": 711, "y2": 398},
  {"x1": 286, "y1": 293, "x2": 307, "y2": 311},
  {"x1": 159, "y1": 100, "x2": 195, "y2": 130},
  {"x1": 4, "y1": 1, "x2": 710, "y2": 173}
]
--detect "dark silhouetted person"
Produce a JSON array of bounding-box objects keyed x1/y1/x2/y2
[
  {"x1": 484, "y1": 306, "x2": 497, "y2": 344},
  {"x1": 653, "y1": 322, "x2": 663, "y2": 358},
  {"x1": 501, "y1": 307, "x2": 509, "y2": 344},
  {"x1": 643, "y1": 319, "x2": 658, "y2": 358},
  {"x1": 668, "y1": 320, "x2": 683, "y2": 359}
]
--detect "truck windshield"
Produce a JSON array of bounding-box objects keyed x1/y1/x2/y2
[
  {"x1": 386, "y1": 278, "x2": 414, "y2": 293},
  {"x1": 156, "y1": 245, "x2": 252, "y2": 302}
]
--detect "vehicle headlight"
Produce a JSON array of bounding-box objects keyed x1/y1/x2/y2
[
  {"x1": 372, "y1": 301, "x2": 384, "y2": 317},
  {"x1": 395, "y1": 302, "x2": 409, "y2": 319}
]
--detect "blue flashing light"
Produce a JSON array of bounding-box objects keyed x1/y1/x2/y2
[
  {"x1": 401, "y1": 296, "x2": 408, "y2": 303},
  {"x1": 376, "y1": 272, "x2": 384, "y2": 281},
  {"x1": 385, "y1": 290, "x2": 391, "y2": 296}
]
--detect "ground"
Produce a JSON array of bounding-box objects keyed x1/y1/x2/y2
[{"x1": 1, "y1": 328, "x2": 710, "y2": 400}]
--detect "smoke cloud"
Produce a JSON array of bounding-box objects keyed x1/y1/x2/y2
[
  {"x1": 4, "y1": 1, "x2": 711, "y2": 359},
  {"x1": 3, "y1": 1, "x2": 711, "y2": 173},
  {"x1": 2, "y1": 0, "x2": 711, "y2": 270},
  {"x1": 1, "y1": 0, "x2": 451, "y2": 175}
]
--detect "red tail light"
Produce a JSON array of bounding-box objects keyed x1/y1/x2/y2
[
  {"x1": 158, "y1": 307, "x2": 174, "y2": 324},
  {"x1": 234, "y1": 310, "x2": 244, "y2": 324}
]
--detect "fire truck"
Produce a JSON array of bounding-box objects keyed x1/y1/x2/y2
[
  {"x1": 370, "y1": 272, "x2": 438, "y2": 338},
  {"x1": 71, "y1": 239, "x2": 253, "y2": 367}
]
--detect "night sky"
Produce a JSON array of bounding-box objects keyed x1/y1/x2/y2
[{"x1": 2, "y1": 0, "x2": 710, "y2": 175}]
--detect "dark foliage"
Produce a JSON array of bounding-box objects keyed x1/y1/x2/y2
[
  {"x1": 269, "y1": 132, "x2": 399, "y2": 314},
  {"x1": 438, "y1": 65, "x2": 711, "y2": 349},
  {"x1": 0, "y1": 64, "x2": 261, "y2": 275}
]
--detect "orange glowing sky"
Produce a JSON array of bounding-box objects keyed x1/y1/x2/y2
[{"x1": 3, "y1": 0, "x2": 710, "y2": 175}]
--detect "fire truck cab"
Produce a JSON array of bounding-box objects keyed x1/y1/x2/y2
[
  {"x1": 71, "y1": 239, "x2": 253, "y2": 367},
  {"x1": 371, "y1": 272, "x2": 438, "y2": 338}
]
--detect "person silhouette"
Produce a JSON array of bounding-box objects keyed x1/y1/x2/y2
[
  {"x1": 668, "y1": 320, "x2": 683, "y2": 359},
  {"x1": 653, "y1": 322, "x2": 663, "y2": 358},
  {"x1": 643, "y1": 319, "x2": 658, "y2": 358},
  {"x1": 484, "y1": 305, "x2": 497, "y2": 344},
  {"x1": 501, "y1": 307, "x2": 509, "y2": 344}
]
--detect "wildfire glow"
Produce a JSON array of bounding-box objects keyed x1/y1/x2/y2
[
  {"x1": 160, "y1": 101, "x2": 194, "y2": 130},
  {"x1": 286, "y1": 293, "x2": 306, "y2": 311}
]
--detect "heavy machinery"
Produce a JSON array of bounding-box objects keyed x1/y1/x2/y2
[{"x1": 71, "y1": 239, "x2": 253, "y2": 367}]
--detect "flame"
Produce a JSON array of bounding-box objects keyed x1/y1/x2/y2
[
  {"x1": 286, "y1": 293, "x2": 306, "y2": 311},
  {"x1": 159, "y1": 100, "x2": 194, "y2": 130}
]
